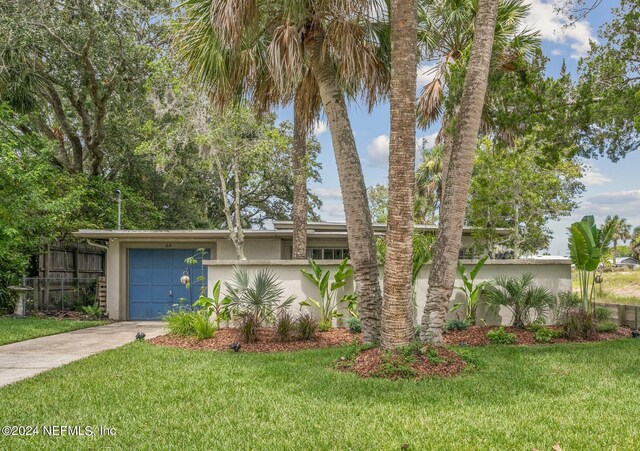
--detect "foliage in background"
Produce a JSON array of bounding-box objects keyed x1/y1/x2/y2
[
  {"x1": 575, "y1": 0, "x2": 639, "y2": 161},
  {"x1": 301, "y1": 258, "x2": 356, "y2": 331},
  {"x1": 482, "y1": 273, "x2": 556, "y2": 328},
  {"x1": 602, "y1": 215, "x2": 632, "y2": 263},
  {"x1": 468, "y1": 137, "x2": 584, "y2": 255}
]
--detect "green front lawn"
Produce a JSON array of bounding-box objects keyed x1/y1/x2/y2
[
  {"x1": 1, "y1": 339, "x2": 639, "y2": 449},
  {"x1": 0, "y1": 317, "x2": 107, "y2": 345}
]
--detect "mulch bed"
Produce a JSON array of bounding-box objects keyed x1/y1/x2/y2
[
  {"x1": 442, "y1": 325, "x2": 632, "y2": 347},
  {"x1": 337, "y1": 346, "x2": 467, "y2": 380},
  {"x1": 149, "y1": 327, "x2": 360, "y2": 353}
]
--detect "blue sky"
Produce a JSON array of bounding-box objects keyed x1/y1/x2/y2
[{"x1": 276, "y1": 0, "x2": 638, "y2": 256}]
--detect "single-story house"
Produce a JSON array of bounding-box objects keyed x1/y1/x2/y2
[{"x1": 74, "y1": 222, "x2": 570, "y2": 323}]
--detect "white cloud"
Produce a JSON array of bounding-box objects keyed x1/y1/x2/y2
[
  {"x1": 524, "y1": 0, "x2": 596, "y2": 58},
  {"x1": 582, "y1": 164, "x2": 612, "y2": 186},
  {"x1": 366, "y1": 134, "x2": 390, "y2": 166},
  {"x1": 574, "y1": 190, "x2": 640, "y2": 225},
  {"x1": 416, "y1": 63, "x2": 436, "y2": 88},
  {"x1": 312, "y1": 120, "x2": 328, "y2": 136},
  {"x1": 416, "y1": 132, "x2": 438, "y2": 151},
  {"x1": 319, "y1": 202, "x2": 346, "y2": 222},
  {"x1": 311, "y1": 187, "x2": 342, "y2": 200}
]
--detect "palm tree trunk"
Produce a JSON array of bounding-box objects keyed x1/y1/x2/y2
[
  {"x1": 381, "y1": 0, "x2": 418, "y2": 350},
  {"x1": 420, "y1": 0, "x2": 498, "y2": 344},
  {"x1": 307, "y1": 32, "x2": 382, "y2": 344},
  {"x1": 292, "y1": 103, "x2": 308, "y2": 260},
  {"x1": 439, "y1": 125, "x2": 453, "y2": 206}
]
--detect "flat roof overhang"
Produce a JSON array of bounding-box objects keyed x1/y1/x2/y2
[{"x1": 72, "y1": 229, "x2": 355, "y2": 241}]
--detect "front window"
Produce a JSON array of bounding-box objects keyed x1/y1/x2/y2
[{"x1": 307, "y1": 248, "x2": 350, "y2": 260}]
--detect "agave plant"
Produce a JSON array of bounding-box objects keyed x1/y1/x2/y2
[
  {"x1": 224, "y1": 267, "x2": 295, "y2": 325},
  {"x1": 568, "y1": 215, "x2": 614, "y2": 313},
  {"x1": 482, "y1": 273, "x2": 556, "y2": 328}
]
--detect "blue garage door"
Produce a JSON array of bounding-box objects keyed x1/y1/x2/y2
[{"x1": 128, "y1": 249, "x2": 207, "y2": 320}]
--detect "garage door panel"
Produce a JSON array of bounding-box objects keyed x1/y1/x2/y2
[
  {"x1": 130, "y1": 250, "x2": 150, "y2": 268},
  {"x1": 151, "y1": 268, "x2": 172, "y2": 285},
  {"x1": 130, "y1": 285, "x2": 151, "y2": 302},
  {"x1": 129, "y1": 248, "x2": 206, "y2": 320},
  {"x1": 130, "y1": 268, "x2": 151, "y2": 283},
  {"x1": 129, "y1": 302, "x2": 149, "y2": 320},
  {"x1": 151, "y1": 302, "x2": 171, "y2": 318}
]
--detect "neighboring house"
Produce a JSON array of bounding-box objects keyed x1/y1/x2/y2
[
  {"x1": 615, "y1": 257, "x2": 640, "y2": 269},
  {"x1": 74, "y1": 222, "x2": 570, "y2": 323}
]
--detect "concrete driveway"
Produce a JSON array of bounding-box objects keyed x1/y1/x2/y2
[{"x1": 0, "y1": 321, "x2": 166, "y2": 387}]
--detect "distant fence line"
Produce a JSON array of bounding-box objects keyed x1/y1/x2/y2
[{"x1": 596, "y1": 302, "x2": 640, "y2": 330}]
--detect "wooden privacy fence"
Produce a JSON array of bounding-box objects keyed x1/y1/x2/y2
[
  {"x1": 24, "y1": 241, "x2": 106, "y2": 311},
  {"x1": 596, "y1": 302, "x2": 640, "y2": 329},
  {"x1": 38, "y1": 241, "x2": 105, "y2": 280}
]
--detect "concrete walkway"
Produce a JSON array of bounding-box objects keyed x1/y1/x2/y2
[{"x1": 0, "y1": 321, "x2": 166, "y2": 388}]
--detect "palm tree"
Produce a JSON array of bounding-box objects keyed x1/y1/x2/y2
[
  {"x1": 420, "y1": 0, "x2": 499, "y2": 344},
  {"x1": 173, "y1": 0, "x2": 389, "y2": 343},
  {"x1": 482, "y1": 273, "x2": 556, "y2": 328},
  {"x1": 603, "y1": 215, "x2": 632, "y2": 263},
  {"x1": 632, "y1": 226, "x2": 640, "y2": 260},
  {"x1": 416, "y1": 0, "x2": 538, "y2": 203},
  {"x1": 381, "y1": 0, "x2": 418, "y2": 350},
  {"x1": 414, "y1": 144, "x2": 443, "y2": 223}
]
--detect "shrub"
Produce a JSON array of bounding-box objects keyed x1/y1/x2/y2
[
  {"x1": 82, "y1": 303, "x2": 103, "y2": 319},
  {"x1": 225, "y1": 267, "x2": 295, "y2": 325},
  {"x1": 596, "y1": 321, "x2": 618, "y2": 333},
  {"x1": 192, "y1": 313, "x2": 215, "y2": 340},
  {"x1": 528, "y1": 322, "x2": 563, "y2": 342},
  {"x1": 487, "y1": 327, "x2": 516, "y2": 345},
  {"x1": 165, "y1": 310, "x2": 198, "y2": 336},
  {"x1": 300, "y1": 258, "x2": 357, "y2": 330},
  {"x1": 296, "y1": 313, "x2": 318, "y2": 340},
  {"x1": 595, "y1": 306, "x2": 613, "y2": 322},
  {"x1": 347, "y1": 317, "x2": 361, "y2": 334},
  {"x1": 238, "y1": 312, "x2": 259, "y2": 343},
  {"x1": 444, "y1": 319, "x2": 472, "y2": 332},
  {"x1": 533, "y1": 327, "x2": 556, "y2": 343},
  {"x1": 563, "y1": 311, "x2": 597, "y2": 340},
  {"x1": 276, "y1": 311, "x2": 295, "y2": 341},
  {"x1": 482, "y1": 273, "x2": 556, "y2": 328}
]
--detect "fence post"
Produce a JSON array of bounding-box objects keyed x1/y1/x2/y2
[
  {"x1": 617, "y1": 304, "x2": 626, "y2": 327},
  {"x1": 44, "y1": 244, "x2": 51, "y2": 308}
]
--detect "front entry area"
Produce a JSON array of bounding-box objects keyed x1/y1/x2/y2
[{"x1": 128, "y1": 249, "x2": 207, "y2": 320}]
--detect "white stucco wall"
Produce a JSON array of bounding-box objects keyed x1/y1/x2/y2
[
  {"x1": 215, "y1": 238, "x2": 283, "y2": 260},
  {"x1": 205, "y1": 259, "x2": 572, "y2": 326}
]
